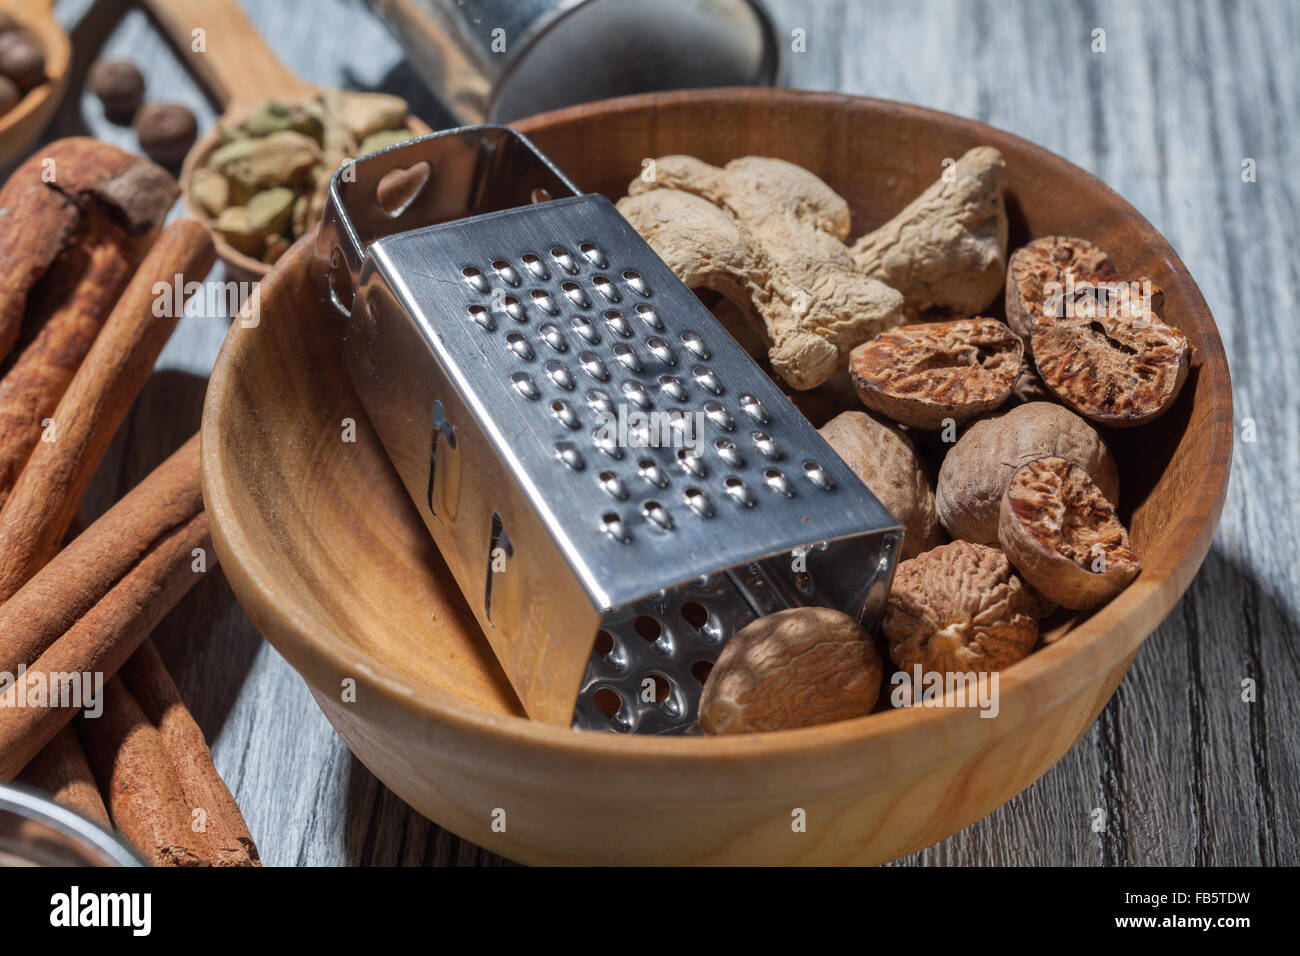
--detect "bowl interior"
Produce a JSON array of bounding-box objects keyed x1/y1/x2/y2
[{"x1": 202, "y1": 90, "x2": 1231, "y2": 750}]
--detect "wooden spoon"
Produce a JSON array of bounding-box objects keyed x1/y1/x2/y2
[
  {"x1": 143, "y1": 0, "x2": 429, "y2": 280},
  {"x1": 0, "y1": 0, "x2": 71, "y2": 169}
]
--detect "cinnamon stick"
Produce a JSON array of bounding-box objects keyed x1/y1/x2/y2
[
  {"x1": 121, "y1": 640, "x2": 260, "y2": 866},
  {"x1": 16, "y1": 725, "x2": 111, "y2": 830},
  {"x1": 76, "y1": 677, "x2": 210, "y2": 867},
  {"x1": 0, "y1": 434, "x2": 202, "y2": 675},
  {"x1": 0, "y1": 218, "x2": 214, "y2": 601},
  {"x1": 0, "y1": 511, "x2": 208, "y2": 779},
  {"x1": 0, "y1": 211, "x2": 157, "y2": 510},
  {"x1": 0, "y1": 138, "x2": 177, "y2": 365}
]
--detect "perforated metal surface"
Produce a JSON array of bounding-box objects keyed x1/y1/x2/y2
[{"x1": 317, "y1": 126, "x2": 903, "y2": 732}]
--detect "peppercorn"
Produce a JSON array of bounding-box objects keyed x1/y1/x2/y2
[
  {"x1": 89, "y1": 59, "x2": 145, "y2": 124},
  {"x1": 134, "y1": 102, "x2": 198, "y2": 167}
]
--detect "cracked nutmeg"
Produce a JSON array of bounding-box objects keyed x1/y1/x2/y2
[
  {"x1": 1005, "y1": 235, "x2": 1120, "y2": 346},
  {"x1": 883, "y1": 540, "x2": 1040, "y2": 674},
  {"x1": 698, "y1": 607, "x2": 882, "y2": 734},
  {"x1": 935, "y1": 401, "x2": 1119, "y2": 545},
  {"x1": 848, "y1": 317, "x2": 1022, "y2": 429},
  {"x1": 998, "y1": 457, "x2": 1140, "y2": 610},
  {"x1": 1031, "y1": 281, "x2": 1190, "y2": 427}
]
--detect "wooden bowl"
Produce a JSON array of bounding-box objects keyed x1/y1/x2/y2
[
  {"x1": 0, "y1": 0, "x2": 71, "y2": 169},
  {"x1": 200, "y1": 89, "x2": 1232, "y2": 865}
]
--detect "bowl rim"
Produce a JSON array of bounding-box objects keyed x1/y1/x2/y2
[{"x1": 201, "y1": 87, "x2": 1233, "y2": 766}]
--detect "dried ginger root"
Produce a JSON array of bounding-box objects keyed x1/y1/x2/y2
[
  {"x1": 851, "y1": 146, "x2": 1009, "y2": 319},
  {"x1": 619, "y1": 156, "x2": 904, "y2": 390}
]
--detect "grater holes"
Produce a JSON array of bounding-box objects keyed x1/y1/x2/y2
[
  {"x1": 594, "y1": 629, "x2": 615, "y2": 656},
  {"x1": 551, "y1": 399, "x2": 580, "y2": 429},
  {"x1": 645, "y1": 673, "x2": 671, "y2": 703},
  {"x1": 724, "y1": 475, "x2": 755, "y2": 507},
  {"x1": 691, "y1": 660, "x2": 714, "y2": 684},
  {"x1": 681, "y1": 602, "x2": 709, "y2": 629},
  {"x1": 530, "y1": 187, "x2": 552, "y2": 204},
  {"x1": 642, "y1": 500, "x2": 672, "y2": 530},
  {"x1": 692, "y1": 365, "x2": 724, "y2": 394},
  {"x1": 592, "y1": 275, "x2": 621, "y2": 302},
  {"x1": 570, "y1": 315, "x2": 599, "y2": 343},
  {"x1": 637, "y1": 458, "x2": 668, "y2": 488},
  {"x1": 466, "y1": 304, "x2": 494, "y2": 331},
  {"x1": 579, "y1": 241, "x2": 606, "y2": 268},
  {"x1": 714, "y1": 437, "x2": 743, "y2": 467},
  {"x1": 561, "y1": 280, "x2": 590, "y2": 308},
  {"x1": 634, "y1": 616, "x2": 662, "y2": 642},
  {"x1": 646, "y1": 337, "x2": 675, "y2": 365},
  {"x1": 680, "y1": 330, "x2": 709, "y2": 359},
  {"x1": 461, "y1": 265, "x2": 489, "y2": 293},
  {"x1": 530, "y1": 289, "x2": 559, "y2": 315},
  {"x1": 598, "y1": 470, "x2": 627, "y2": 499},
  {"x1": 683, "y1": 486, "x2": 714, "y2": 517},
  {"x1": 538, "y1": 322, "x2": 566, "y2": 352},
  {"x1": 803, "y1": 459, "x2": 834, "y2": 489},
  {"x1": 550, "y1": 246, "x2": 578, "y2": 273},
  {"x1": 592, "y1": 686, "x2": 622, "y2": 717},
  {"x1": 612, "y1": 343, "x2": 642, "y2": 372},
  {"x1": 505, "y1": 331, "x2": 533, "y2": 360},
  {"x1": 492, "y1": 259, "x2": 521, "y2": 286},
  {"x1": 763, "y1": 467, "x2": 795, "y2": 497},
  {"x1": 752, "y1": 431, "x2": 782, "y2": 459},
  {"x1": 634, "y1": 303, "x2": 663, "y2": 330},
  {"x1": 602, "y1": 309, "x2": 632, "y2": 337},
  {"x1": 502, "y1": 295, "x2": 525, "y2": 322},
  {"x1": 521, "y1": 253, "x2": 549, "y2": 280},
  {"x1": 622, "y1": 269, "x2": 650, "y2": 295}
]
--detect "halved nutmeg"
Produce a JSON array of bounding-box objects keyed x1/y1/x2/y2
[
  {"x1": 1005, "y1": 235, "x2": 1119, "y2": 345},
  {"x1": 848, "y1": 318, "x2": 1022, "y2": 429},
  {"x1": 1030, "y1": 288, "x2": 1190, "y2": 427},
  {"x1": 998, "y1": 457, "x2": 1140, "y2": 609}
]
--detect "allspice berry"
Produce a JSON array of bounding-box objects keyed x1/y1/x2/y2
[
  {"x1": 0, "y1": 75, "x2": 18, "y2": 118},
  {"x1": 134, "y1": 102, "x2": 197, "y2": 167},
  {"x1": 0, "y1": 29, "x2": 45, "y2": 92},
  {"x1": 89, "y1": 59, "x2": 145, "y2": 123}
]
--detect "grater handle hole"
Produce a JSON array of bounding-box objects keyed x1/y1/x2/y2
[{"x1": 375, "y1": 160, "x2": 432, "y2": 219}]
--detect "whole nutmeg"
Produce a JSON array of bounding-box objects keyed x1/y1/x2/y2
[
  {"x1": 0, "y1": 29, "x2": 45, "y2": 92},
  {"x1": 0, "y1": 75, "x2": 18, "y2": 118},
  {"x1": 133, "y1": 102, "x2": 197, "y2": 167},
  {"x1": 699, "y1": 607, "x2": 882, "y2": 734},
  {"x1": 998, "y1": 457, "x2": 1140, "y2": 609},
  {"x1": 883, "y1": 540, "x2": 1039, "y2": 674},
  {"x1": 935, "y1": 401, "x2": 1119, "y2": 545},
  {"x1": 818, "y1": 410, "x2": 943, "y2": 560},
  {"x1": 89, "y1": 59, "x2": 145, "y2": 123}
]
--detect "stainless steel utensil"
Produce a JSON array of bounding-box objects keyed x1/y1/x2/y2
[
  {"x1": 315, "y1": 126, "x2": 901, "y2": 733},
  {"x1": 0, "y1": 783, "x2": 140, "y2": 867},
  {"x1": 366, "y1": 0, "x2": 782, "y2": 123}
]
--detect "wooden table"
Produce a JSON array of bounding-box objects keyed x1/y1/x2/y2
[{"x1": 29, "y1": 0, "x2": 1297, "y2": 865}]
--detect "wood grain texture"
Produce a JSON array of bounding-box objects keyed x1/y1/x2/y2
[{"x1": 25, "y1": 0, "x2": 1298, "y2": 865}]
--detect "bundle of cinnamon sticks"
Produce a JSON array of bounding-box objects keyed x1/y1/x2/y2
[{"x1": 0, "y1": 139, "x2": 259, "y2": 866}]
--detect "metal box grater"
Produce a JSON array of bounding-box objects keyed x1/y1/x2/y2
[{"x1": 315, "y1": 126, "x2": 902, "y2": 733}]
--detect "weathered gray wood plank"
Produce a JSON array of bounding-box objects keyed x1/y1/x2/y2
[{"x1": 32, "y1": 0, "x2": 1298, "y2": 865}]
